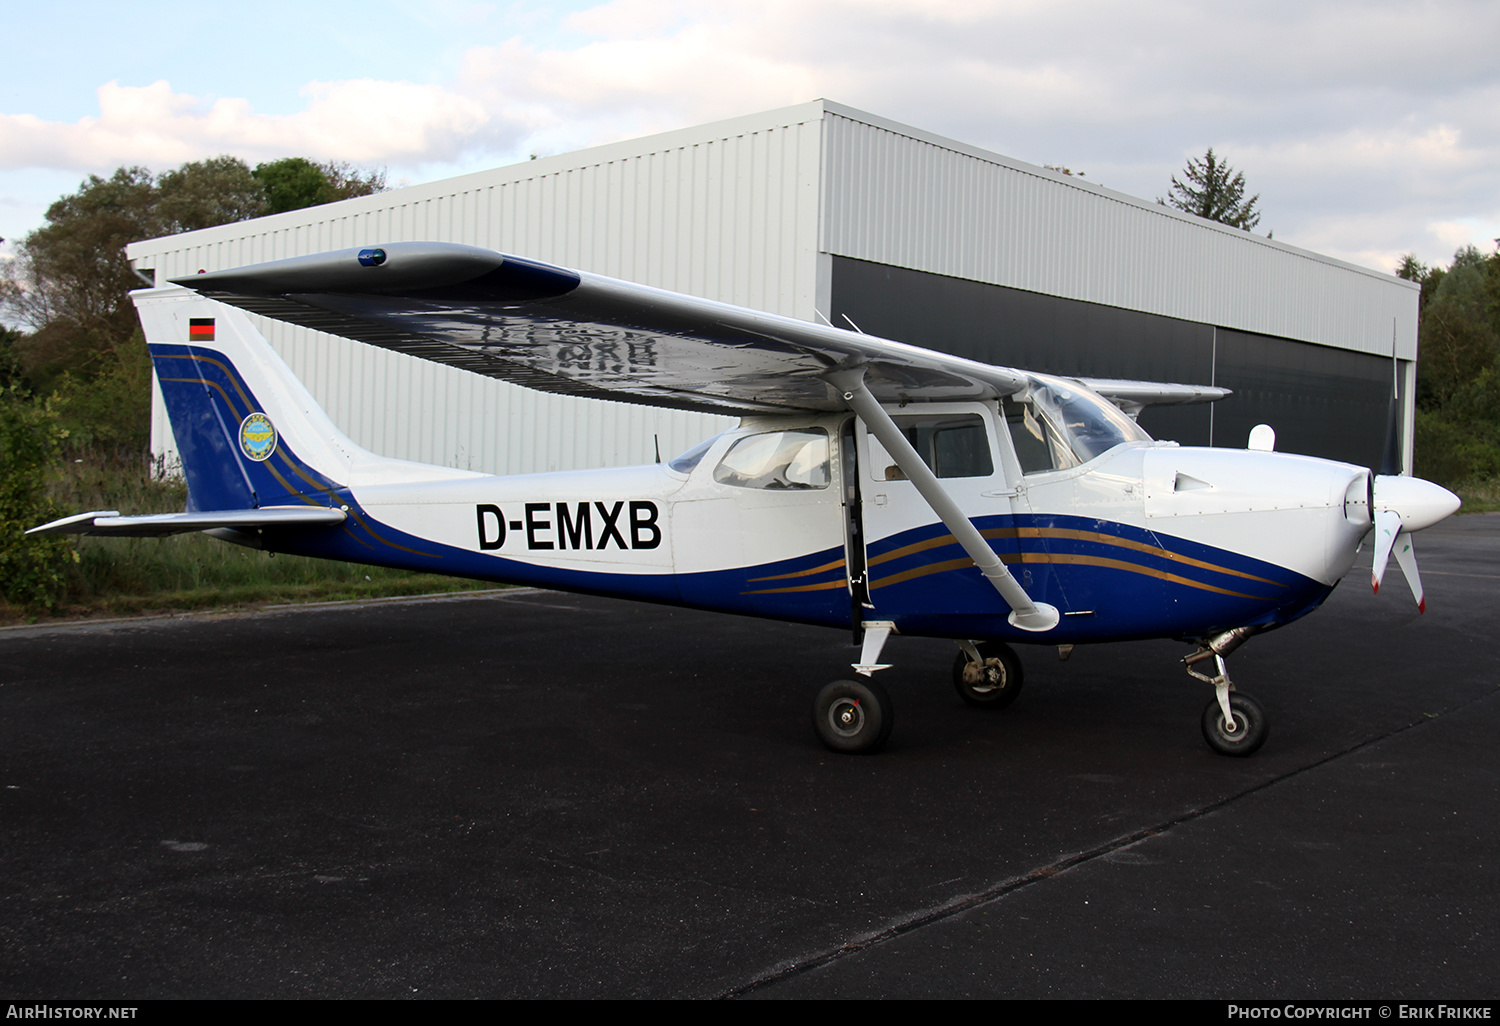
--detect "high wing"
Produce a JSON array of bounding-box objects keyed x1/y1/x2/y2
[
  {"x1": 28, "y1": 507, "x2": 347, "y2": 538},
  {"x1": 172, "y1": 243, "x2": 1226, "y2": 415}
]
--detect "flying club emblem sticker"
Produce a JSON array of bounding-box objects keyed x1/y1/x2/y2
[{"x1": 239, "y1": 412, "x2": 277, "y2": 462}]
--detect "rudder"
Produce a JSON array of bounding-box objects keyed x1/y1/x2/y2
[{"x1": 137, "y1": 287, "x2": 359, "y2": 513}]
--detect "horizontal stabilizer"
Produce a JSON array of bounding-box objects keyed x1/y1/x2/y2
[
  {"x1": 1073, "y1": 378, "x2": 1232, "y2": 418},
  {"x1": 28, "y1": 507, "x2": 347, "y2": 538}
]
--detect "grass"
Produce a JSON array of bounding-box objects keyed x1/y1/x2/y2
[
  {"x1": 0, "y1": 454, "x2": 498, "y2": 626},
  {"x1": 1454, "y1": 477, "x2": 1500, "y2": 514},
  {"x1": 10, "y1": 453, "x2": 1495, "y2": 628}
]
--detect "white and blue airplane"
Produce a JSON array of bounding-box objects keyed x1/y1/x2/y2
[{"x1": 31, "y1": 242, "x2": 1460, "y2": 756}]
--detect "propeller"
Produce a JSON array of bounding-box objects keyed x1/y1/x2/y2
[
  {"x1": 1364, "y1": 321, "x2": 1458, "y2": 612},
  {"x1": 1368, "y1": 475, "x2": 1460, "y2": 612}
]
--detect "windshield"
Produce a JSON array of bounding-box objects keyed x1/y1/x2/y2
[{"x1": 1008, "y1": 374, "x2": 1151, "y2": 472}]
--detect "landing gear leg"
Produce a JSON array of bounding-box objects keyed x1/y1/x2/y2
[
  {"x1": 813, "y1": 621, "x2": 898, "y2": 754},
  {"x1": 1184, "y1": 646, "x2": 1268, "y2": 757}
]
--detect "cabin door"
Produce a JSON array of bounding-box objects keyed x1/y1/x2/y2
[{"x1": 855, "y1": 403, "x2": 1025, "y2": 623}]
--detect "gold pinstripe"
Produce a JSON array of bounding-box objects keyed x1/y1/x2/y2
[{"x1": 157, "y1": 350, "x2": 440, "y2": 559}]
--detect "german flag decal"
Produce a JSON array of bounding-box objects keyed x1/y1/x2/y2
[{"x1": 188, "y1": 318, "x2": 215, "y2": 341}]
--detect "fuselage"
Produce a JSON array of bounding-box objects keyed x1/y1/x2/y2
[
  {"x1": 259, "y1": 406, "x2": 1373, "y2": 646},
  {"x1": 136, "y1": 295, "x2": 1382, "y2": 648}
]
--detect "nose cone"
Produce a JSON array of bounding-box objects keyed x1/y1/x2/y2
[{"x1": 1373, "y1": 475, "x2": 1462, "y2": 533}]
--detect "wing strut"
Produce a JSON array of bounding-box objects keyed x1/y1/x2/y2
[{"x1": 826, "y1": 368, "x2": 1060, "y2": 633}]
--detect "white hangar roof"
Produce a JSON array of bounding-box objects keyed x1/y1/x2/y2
[{"x1": 128, "y1": 99, "x2": 1418, "y2": 476}]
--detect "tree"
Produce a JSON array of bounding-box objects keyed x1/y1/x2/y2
[
  {"x1": 1, "y1": 167, "x2": 159, "y2": 383},
  {"x1": 1409, "y1": 244, "x2": 1500, "y2": 486},
  {"x1": 1416, "y1": 245, "x2": 1500, "y2": 410},
  {"x1": 1396, "y1": 252, "x2": 1445, "y2": 313},
  {"x1": 1163, "y1": 147, "x2": 1263, "y2": 231},
  {"x1": 253, "y1": 158, "x2": 385, "y2": 215},
  {"x1": 157, "y1": 156, "x2": 267, "y2": 233},
  {"x1": 0, "y1": 155, "x2": 385, "y2": 391},
  {"x1": 0, "y1": 388, "x2": 75, "y2": 611}
]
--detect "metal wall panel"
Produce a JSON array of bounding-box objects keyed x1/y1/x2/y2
[
  {"x1": 131, "y1": 104, "x2": 829, "y2": 475},
  {"x1": 131, "y1": 98, "x2": 1419, "y2": 479},
  {"x1": 819, "y1": 103, "x2": 1419, "y2": 361}
]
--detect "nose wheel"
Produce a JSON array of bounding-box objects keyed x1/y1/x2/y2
[
  {"x1": 1185, "y1": 641, "x2": 1269, "y2": 757},
  {"x1": 1201, "y1": 692, "x2": 1268, "y2": 756}
]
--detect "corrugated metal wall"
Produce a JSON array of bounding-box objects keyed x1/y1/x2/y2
[
  {"x1": 819, "y1": 103, "x2": 1418, "y2": 361},
  {"x1": 130, "y1": 99, "x2": 1419, "y2": 476},
  {"x1": 131, "y1": 103, "x2": 829, "y2": 475}
]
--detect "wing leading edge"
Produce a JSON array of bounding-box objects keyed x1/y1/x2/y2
[{"x1": 171, "y1": 242, "x2": 1226, "y2": 416}]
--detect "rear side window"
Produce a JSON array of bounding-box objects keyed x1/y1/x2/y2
[{"x1": 868, "y1": 414, "x2": 994, "y2": 481}]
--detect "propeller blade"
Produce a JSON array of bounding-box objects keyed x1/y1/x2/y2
[
  {"x1": 1391, "y1": 531, "x2": 1425, "y2": 613},
  {"x1": 1370, "y1": 508, "x2": 1403, "y2": 595}
]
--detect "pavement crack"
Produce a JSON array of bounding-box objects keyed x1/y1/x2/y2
[{"x1": 715, "y1": 691, "x2": 1497, "y2": 1000}]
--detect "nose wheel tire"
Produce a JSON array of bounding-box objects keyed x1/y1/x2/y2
[
  {"x1": 1201, "y1": 692, "x2": 1268, "y2": 757},
  {"x1": 813, "y1": 679, "x2": 894, "y2": 754},
  {"x1": 952, "y1": 641, "x2": 1024, "y2": 709}
]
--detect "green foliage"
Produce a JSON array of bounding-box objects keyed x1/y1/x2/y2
[
  {"x1": 1, "y1": 155, "x2": 385, "y2": 391},
  {"x1": 53, "y1": 329, "x2": 154, "y2": 459},
  {"x1": 253, "y1": 158, "x2": 385, "y2": 215},
  {"x1": 1414, "y1": 407, "x2": 1500, "y2": 484},
  {"x1": 0, "y1": 325, "x2": 22, "y2": 388},
  {"x1": 9, "y1": 453, "x2": 489, "y2": 622},
  {"x1": 1415, "y1": 246, "x2": 1500, "y2": 410},
  {"x1": 1409, "y1": 244, "x2": 1500, "y2": 495},
  {"x1": 156, "y1": 156, "x2": 268, "y2": 232},
  {"x1": 1163, "y1": 148, "x2": 1263, "y2": 232},
  {"x1": 0, "y1": 389, "x2": 75, "y2": 612},
  {"x1": 2, "y1": 167, "x2": 157, "y2": 385}
]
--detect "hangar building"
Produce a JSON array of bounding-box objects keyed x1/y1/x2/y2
[{"x1": 126, "y1": 99, "x2": 1419, "y2": 475}]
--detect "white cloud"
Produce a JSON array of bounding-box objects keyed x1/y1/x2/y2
[
  {"x1": 2, "y1": 0, "x2": 1498, "y2": 268},
  {"x1": 0, "y1": 79, "x2": 497, "y2": 172}
]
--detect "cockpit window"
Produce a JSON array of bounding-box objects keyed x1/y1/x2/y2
[
  {"x1": 1004, "y1": 375, "x2": 1150, "y2": 474},
  {"x1": 713, "y1": 429, "x2": 830, "y2": 490}
]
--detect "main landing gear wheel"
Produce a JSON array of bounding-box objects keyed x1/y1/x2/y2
[
  {"x1": 813, "y1": 679, "x2": 894, "y2": 754},
  {"x1": 1201, "y1": 692, "x2": 1268, "y2": 757},
  {"x1": 952, "y1": 641, "x2": 1024, "y2": 709}
]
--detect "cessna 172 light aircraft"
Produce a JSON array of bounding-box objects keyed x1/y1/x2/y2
[{"x1": 32, "y1": 242, "x2": 1460, "y2": 756}]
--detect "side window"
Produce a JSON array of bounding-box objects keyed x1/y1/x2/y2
[
  {"x1": 867, "y1": 413, "x2": 995, "y2": 481},
  {"x1": 1002, "y1": 396, "x2": 1071, "y2": 474},
  {"x1": 713, "y1": 429, "x2": 830, "y2": 490}
]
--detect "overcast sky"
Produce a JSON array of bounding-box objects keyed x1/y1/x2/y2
[{"x1": 3, "y1": 0, "x2": 1496, "y2": 277}]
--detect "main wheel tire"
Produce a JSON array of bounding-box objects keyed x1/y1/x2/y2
[
  {"x1": 813, "y1": 679, "x2": 894, "y2": 754},
  {"x1": 952, "y1": 642, "x2": 1024, "y2": 709},
  {"x1": 1201, "y1": 692, "x2": 1268, "y2": 757}
]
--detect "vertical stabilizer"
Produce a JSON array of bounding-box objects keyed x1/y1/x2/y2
[{"x1": 135, "y1": 287, "x2": 370, "y2": 512}]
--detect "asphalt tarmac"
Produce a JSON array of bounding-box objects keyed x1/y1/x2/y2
[{"x1": 1, "y1": 516, "x2": 1496, "y2": 999}]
